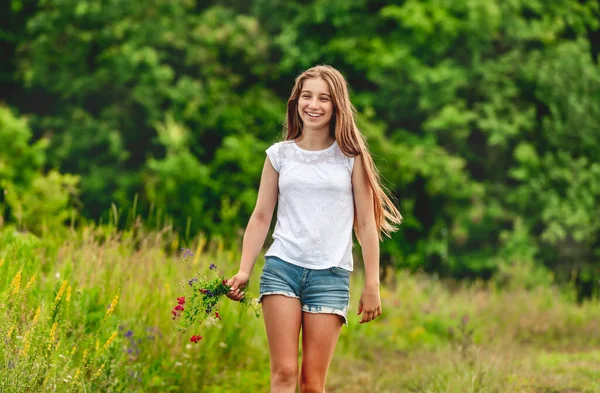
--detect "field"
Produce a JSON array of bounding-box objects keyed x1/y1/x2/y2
[{"x1": 1, "y1": 225, "x2": 599, "y2": 393}]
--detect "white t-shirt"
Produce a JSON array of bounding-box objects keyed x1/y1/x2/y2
[{"x1": 264, "y1": 139, "x2": 355, "y2": 271}]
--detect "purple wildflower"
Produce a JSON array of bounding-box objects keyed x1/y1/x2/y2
[
  {"x1": 188, "y1": 278, "x2": 198, "y2": 287},
  {"x1": 181, "y1": 248, "x2": 194, "y2": 259},
  {"x1": 125, "y1": 330, "x2": 133, "y2": 338},
  {"x1": 209, "y1": 263, "x2": 217, "y2": 270}
]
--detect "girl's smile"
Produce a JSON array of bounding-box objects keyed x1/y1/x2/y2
[{"x1": 298, "y1": 77, "x2": 333, "y2": 130}]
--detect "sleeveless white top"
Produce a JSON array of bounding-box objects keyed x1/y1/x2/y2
[{"x1": 264, "y1": 140, "x2": 355, "y2": 271}]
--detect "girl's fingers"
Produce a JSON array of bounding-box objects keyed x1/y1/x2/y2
[
  {"x1": 224, "y1": 276, "x2": 248, "y2": 301},
  {"x1": 236, "y1": 290, "x2": 246, "y2": 301},
  {"x1": 360, "y1": 309, "x2": 382, "y2": 323},
  {"x1": 360, "y1": 311, "x2": 369, "y2": 323},
  {"x1": 230, "y1": 281, "x2": 248, "y2": 293},
  {"x1": 233, "y1": 293, "x2": 243, "y2": 301},
  {"x1": 226, "y1": 287, "x2": 244, "y2": 301}
]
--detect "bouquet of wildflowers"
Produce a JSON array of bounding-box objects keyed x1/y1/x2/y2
[{"x1": 171, "y1": 248, "x2": 260, "y2": 344}]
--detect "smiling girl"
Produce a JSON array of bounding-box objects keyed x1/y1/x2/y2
[{"x1": 226, "y1": 65, "x2": 403, "y2": 393}]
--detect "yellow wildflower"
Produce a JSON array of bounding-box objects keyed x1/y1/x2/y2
[
  {"x1": 6, "y1": 325, "x2": 14, "y2": 339},
  {"x1": 53, "y1": 280, "x2": 68, "y2": 306},
  {"x1": 21, "y1": 340, "x2": 30, "y2": 357},
  {"x1": 104, "y1": 293, "x2": 119, "y2": 319},
  {"x1": 10, "y1": 271, "x2": 22, "y2": 295},
  {"x1": 71, "y1": 346, "x2": 77, "y2": 356},
  {"x1": 91, "y1": 363, "x2": 106, "y2": 380},
  {"x1": 80, "y1": 349, "x2": 89, "y2": 368},
  {"x1": 55, "y1": 340, "x2": 61, "y2": 352},
  {"x1": 95, "y1": 339, "x2": 100, "y2": 352},
  {"x1": 24, "y1": 274, "x2": 36, "y2": 291},
  {"x1": 0, "y1": 257, "x2": 4, "y2": 267},
  {"x1": 103, "y1": 331, "x2": 118, "y2": 352},
  {"x1": 73, "y1": 368, "x2": 80, "y2": 380},
  {"x1": 48, "y1": 322, "x2": 58, "y2": 351},
  {"x1": 32, "y1": 307, "x2": 41, "y2": 324}
]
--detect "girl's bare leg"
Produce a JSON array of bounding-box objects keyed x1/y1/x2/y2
[
  {"x1": 298, "y1": 313, "x2": 343, "y2": 393},
  {"x1": 262, "y1": 295, "x2": 303, "y2": 393}
]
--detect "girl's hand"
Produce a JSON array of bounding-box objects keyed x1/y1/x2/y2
[
  {"x1": 357, "y1": 285, "x2": 382, "y2": 324},
  {"x1": 225, "y1": 271, "x2": 250, "y2": 302}
]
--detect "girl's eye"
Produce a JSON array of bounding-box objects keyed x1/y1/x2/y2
[{"x1": 320, "y1": 97, "x2": 329, "y2": 101}]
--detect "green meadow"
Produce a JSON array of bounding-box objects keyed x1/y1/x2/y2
[
  {"x1": 2, "y1": 1, "x2": 600, "y2": 391},
  {"x1": 2, "y1": 224, "x2": 599, "y2": 393}
]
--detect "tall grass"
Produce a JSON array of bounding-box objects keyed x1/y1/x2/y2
[{"x1": 1, "y1": 224, "x2": 599, "y2": 392}]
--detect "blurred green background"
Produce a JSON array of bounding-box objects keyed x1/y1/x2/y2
[
  {"x1": 3, "y1": 0, "x2": 599, "y2": 294},
  {"x1": 1, "y1": 1, "x2": 600, "y2": 392}
]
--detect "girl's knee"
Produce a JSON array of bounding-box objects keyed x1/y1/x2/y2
[
  {"x1": 272, "y1": 364, "x2": 298, "y2": 385},
  {"x1": 299, "y1": 377, "x2": 325, "y2": 393}
]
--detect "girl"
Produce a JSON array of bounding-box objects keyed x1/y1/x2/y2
[{"x1": 225, "y1": 65, "x2": 402, "y2": 393}]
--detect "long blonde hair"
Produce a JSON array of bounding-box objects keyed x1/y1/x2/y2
[{"x1": 284, "y1": 65, "x2": 403, "y2": 239}]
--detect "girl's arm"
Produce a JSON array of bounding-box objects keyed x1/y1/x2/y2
[
  {"x1": 352, "y1": 154, "x2": 382, "y2": 323},
  {"x1": 226, "y1": 157, "x2": 279, "y2": 300}
]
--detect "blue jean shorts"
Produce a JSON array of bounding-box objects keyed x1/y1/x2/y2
[{"x1": 259, "y1": 255, "x2": 351, "y2": 325}]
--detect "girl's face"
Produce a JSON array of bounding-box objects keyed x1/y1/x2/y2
[{"x1": 297, "y1": 77, "x2": 334, "y2": 131}]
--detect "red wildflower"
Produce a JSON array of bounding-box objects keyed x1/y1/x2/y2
[
  {"x1": 190, "y1": 335, "x2": 202, "y2": 343},
  {"x1": 177, "y1": 296, "x2": 186, "y2": 305},
  {"x1": 215, "y1": 312, "x2": 222, "y2": 320},
  {"x1": 174, "y1": 304, "x2": 184, "y2": 312}
]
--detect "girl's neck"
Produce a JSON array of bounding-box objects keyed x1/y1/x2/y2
[{"x1": 296, "y1": 128, "x2": 335, "y2": 150}]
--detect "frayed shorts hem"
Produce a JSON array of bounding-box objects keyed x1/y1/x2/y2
[
  {"x1": 258, "y1": 291, "x2": 299, "y2": 304},
  {"x1": 302, "y1": 306, "x2": 348, "y2": 326},
  {"x1": 258, "y1": 292, "x2": 348, "y2": 326}
]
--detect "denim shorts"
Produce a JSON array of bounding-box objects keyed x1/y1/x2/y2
[{"x1": 259, "y1": 255, "x2": 351, "y2": 325}]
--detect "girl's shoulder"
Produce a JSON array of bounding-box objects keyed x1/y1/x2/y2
[
  {"x1": 266, "y1": 140, "x2": 294, "y2": 172},
  {"x1": 269, "y1": 140, "x2": 294, "y2": 149},
  {"x1": 266, "y1": 140, "x2": 295, "y2": 158}
]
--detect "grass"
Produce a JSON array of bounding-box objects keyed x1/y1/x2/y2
[{"x1": 1, "y1": 224, "x2": 599, "y2": 392}]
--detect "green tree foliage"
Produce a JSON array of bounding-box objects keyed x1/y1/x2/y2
[
  {"x1": 2, "y1": 0, "x2": 600, "y2": 291},
  {"x1": 0, "y1": 106, "x2": 79, "y2": 234},
  {"x1": 17, "y1": 1, "x2": 283, "y2": 225},
  {"x1": 249, "y1": 0, "x2": 600, "y2": 284}
]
